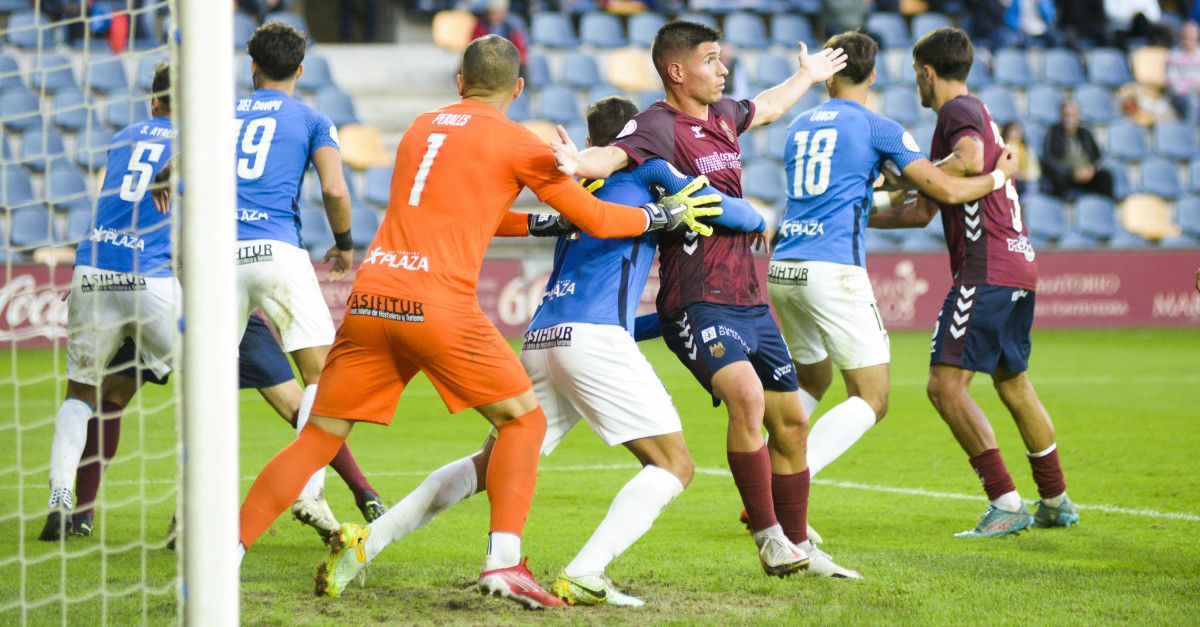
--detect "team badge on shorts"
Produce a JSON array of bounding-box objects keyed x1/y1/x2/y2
[{"x1": 709, "y1": 342, "x2": 725, "y2": 358}]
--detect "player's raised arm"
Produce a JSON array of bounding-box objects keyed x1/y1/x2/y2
[
  {"x1": 551, "y1": 125, "x2": 630, "y2": 179},
  {"x1": 311, "y1": 145, "x2": 353, "y2": 279},
  {"x1": 749, "y1": 43, "x2": 848, "y2": 129}
]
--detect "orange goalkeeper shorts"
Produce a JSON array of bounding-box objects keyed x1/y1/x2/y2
[{"x1": 311, "y1": 291, "x2": 532, "y2": 424}]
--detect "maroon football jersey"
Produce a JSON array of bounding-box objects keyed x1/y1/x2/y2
[
  {"x1": 930, "y1": 95, "x2": 1038, "y2": 291},
  {"x1": 612, "y1": 98, "x2": 760, "y2": 315}
]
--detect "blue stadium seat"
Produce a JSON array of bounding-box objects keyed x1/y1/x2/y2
[
  {"x1": 1106, "y1": 121, "x2": 1150, "y2": 162},
  {"x1": 236, "y1": 54, "x2": 255, "y2": 93},
  {"x1": 106, "y1": 97, "x2": 151, "y2": 130},
  {"x1": 629, "y1": 12, "x2": 666, "y2": 48},
  {"x1": 65, "y1": 203, "x2": 95, "y2": 242},
  {"x1": 740, "y1": 131, "x2": 760, "y2": 162},
  {"x1": 865, "y1": 228, "x2": 898, "y2": 253},
  {"x1": 742, "y1": 160, "x2": 786, "y2": 203},
  {"x1": 1175, "y1": 195, "x2": 1200, "y2": 238},
  {"x1": 979, "y1": 85, "x2": 1017, "y2": 125},
  {"x1": 531, "y1": 13, "x2": 577, "y2": 48},
  {"x1": 635, "y1": 90, "x2": 662, "y2": 110},
  {"x1": 1153, "y1": 120, "x2": 1199, "y2": 161},
  {"x1": 912, "y1": 121, "x2": 936, "y2": 155},
  {"x1": 265, "y1": 11, "x2": 310, "y2": 39},
  {"x1": 674, "y1": 13, "x2": 718, "y2": 30},
  {"x1": 6, "y1": 11, "x2": 61, "y2": 50},
  {"x1": 787, "y1": 0, "x2": 822, "y2": 14},
  {"x1": 135, "y1": 53, "x2": 170, "y2": 92},
  {"x1": 300, "y1": 202, "x2": 333, "y2": 256},
  {"x1": 725, "y1": 12, "x2": 768, "y2": 50},
  {"x1": 31, "y1": 53, "x2": 77, "y2": 94},
  {"x1": 1074, "y1": 194, "x2": 1116, "y2": 240},
  {"x1": 1139, "y1": 157, "x2": 1183, "y2": 200},
  {"x1": 580, "y1": 12, "x2": 625, "y2": 48},
  {"x1": 1024, "y1": 194, "x2": 1067, "y2": 242},
  {"x1": 865, "y1": 13, "x2": 908, "y2": 48},
  {"x1": 559, "y1": 52, "x2": 601, "y2": 89},
  {"x1": 314, "y1": 88, "x2": 359, "y2": 126},
  {"x1": 20, "y1": 127, "x2": 66, "y2": 172},
  {"x1": 1, "y1": 164, "x2": 35, "y2": 208},
  {"x1": 75, "y1": 128, "x2": 112, "y2": 171},
  {"x1": 882, "y1": 86, "x2": 920, "y2": 125},
  {"x1": 566, "y1": 122, "x2": 587, "y2": 150},
  {"x1": 770, "y1": 14, "x2": 812, "y2": 48},
  {"x1": 535, "y1": 85, "x2": 580, "y2": 125},
  {"x1": 1074, "y1": 84, "x2": 1117, "y2": 124},
  {"x1": 755, "y1": 53, "x2": 793, "y2": 89},
  {"x1": 1110, "y1": 160, "x2": 1133, "y2": 199},
  {"x1": 1023, "y1": 122, "x2": 1046, "y2": 158},
  {"x1": 11, "y1": 204, "x2": 58, "y2": 250},
  {"x1": 766, "y1": 122, "x2": 790, "y2": 158},
  {"x1": 0, "y1": 136, "x2": 9, "y2": 162},
  {"x1": 585, "y1": 84, "x2": 621, "y2": 105},
  {"x1": 899, "y1": 224, "x2": 944, "y2": 251},
  {"x1": 86, "y1": 55, "x2": 129, "y2": 94},
  {"x1": 350, "y1": 204, "x2": 379, "y2": 246},
  {"x1": 1085, "y1": 48, "x2": 1132, "y2": 88},
  {"x1": 871, "y1": 54, "x2": 893, "y2": 87},
  {"x1": 1041, "y1": 48, "x2": 1084, "y2": 88},
  {"x1": 786, "y1": 88, "x2": 826, "y2": 119},
  {"x1": 525, "y1": 53, "x2": 551, "y2": 88},
  {"x1": 911, "y1": 12, "x2": 952, "y2": 41},
  {"x1": 966, "y1": 60, "x2": 993, "y2": 89},
  {"x1": 993, "y1": 48, "x2": 1032, "y2": 87},
  {"x1": 507, "y1": 92, "x2": 531, "y2": 122},
  {"x1": 1025, "y1": 85, "x2": 1062, "y2": 126},
  {"x1": 0, "y1": 53, "x2": 23, "y2": 91},
  {"x1": 234, "y1": 11, "x2": 258, "y2": 50},
  {"x1": 1191, "y1": 160, "x2": 1200, "y2": 193},
  {"x1": 0, "y1": 0, "x2": 32, "y2": 10},
  {"x1": 297, "y1": 54, "x2": 334, "y2": 93},
  {"x1": 1, "y1": 89, "x2": 43, "y2": 132},
  {"x1": 46, "y1": 160, "x2": 90, "y2": 212},
  {"x1": 364, "y1": 165, "x2": 392, "y2": 208},
  {"x1": 1110, "y1": 227, "x2": 1150, "y2": 248}
]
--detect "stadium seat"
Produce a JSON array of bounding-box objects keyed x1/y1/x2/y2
[
  {"x1": 565, "y1": 122, "x2": 587, "y2": 150},
  {"x1": 1, "y1": 164, "x2": 35, "y2": 208},
  {"x1": 766, "y1": 122, "x2": 790, "y2": 159},
  {"x1": 1086, "y1": 47, "x2": 1133, "y2": 88},
  {"x1": 787, "y1": 0, "x2": 822, "y2": 14},
  {"x1": 606, "y1": 48, "x2": 658, "y2": 94},
  {"x1": 236, "y1": 54, "x2": 255, "y2": 93},
  {"x1": 580, "y1": 12, "x2": 625, "y2": 48},
  {"x1": 1055, "y1": 228, "x2": 1098, "y2": 249},
  {"x1": 20, "y1": 127, "x2": 66, "y2": 172},
  {"x1": 45, "y1": 160, "x2": 90, "y2": 212},
  {"x1": 1106, "y1": 121, "x2": 1150, "y2": 162},
  {"x1": 911, "y1": 12, "x2": 952, "y2": 40},
  {"x1": 1041, "y1": 49, "x2": 1084, "y2": 88},
  {"x1": 1153, "y1": 121, "x2": 1199, "y2": 161},
  {"x1": 1074, "y1": 84, "x2": 1117, "y2": 124},
  {"x1": 871, "y1": 54, "x2": 893, "y2": 87},
  {"x1": 674, "y1": 13, "x2": 717, "y2": 30},
  {"x1": 1, "y1": 89, "x2": 43, "y2": 132},
  {"x1": 10, "y1": 204, "x2": 55, "y2": 251},
  {"x1": 966, "y1": 60, "x2": 993, "y2": 89},
  {"x1": 993, "y1": 48, "x2": 1032, "y2": 88},
  {"x1": 430, "y1": 9, "x2": 476, "y2": 52},
  {"x1": 586, "y1": 83, "x2": 621, "y2": 105},
  {"x1": 314, "y1": 88, "x2": 359, "y2": 126},
  {"x1": 6, "y1": 11, "x2": 61, "y2": 50},
  {"x1": 338, "y1": 124, "x2": 391, "y2": 170},
  {"x1": 979, "y1": 85, "x2": 1017, "y2": 125},
  {"x1": 234, "y1": 10, "x2": 258, "y2": 50},
  {"x1": 865, "y1": 13, "x2": 908, "y2": 48},
  {"x1": 1175, "y1": 194, "x2": 1200, "y2": 237},
  {"x1": 559, "y1": 52, "x2": 602, "y2": 89},
  {"x1": 300, "y1": 202, "x2": 334, "y2": 256},
  {"x1": 770, "y1": 14, "x2": 812, "y2": 48},
  {"x1": 1026, "y1": 85, "x2": 1062, "y2": 126},
  {"x1": 135, "y1": 53, "x2": 170, "y2": 92},
  {"x1": 786, "y1": 88, "x2": 826, "y2": 119},
  {"x1": 364, "y1": 165, "x2": 392, "y2": 208},
  {"x1": 65, "y1": 203, "x2": 94, "y2": 243},
  {"x1": 1074, "y1": 194, "x2": 1116, "y2": 240},
  {"x1": 899, "y1": 226, "x2": 944, "y2": 251},
  {"x1": 535, "y1": 85, "x2": 581, "y2": 125},
  {"x1": 265, "y1": 11, "x2": 311, "y2": 39},
  {"x1": 1139, "y1": 157, "x2": 1183, "y2": 200},
  {"x1": 507, "y1": 92, "x2": 531, "y2": 122},
  {"x1": 912, "y1": 121, "x2": 936, "y2": 155},
  {"x1": 521, "y1": 119, "x2": 559, "y2": 144},
  {"x1": 0, "y1": 53, "x2": 23, "y2": 91},
  {"x1": 75, "y1": 128, "x2": 112, "y2": 171},
  {"x1": 1024, "y1": 194, "x2": 1067, "y2": 242},
  {"x1": 743, "y1": 160, "x2": 786, "y2": 203},
  {"x1": 297, "y1": 54, "x2": 334, "y2": 93},
  {"x1": 1120, "y1": 193, "x2": 1180, "y2": 240},
  {"x1": 86, "y1": 55, "x2": 129, "y2": 94},
  {"x1": 105, "y1": 97, "x2": 151, "y2": 131},
  {"x1": 865, "y1": 227, "x2": 898, "y2": 253},
  {"x1": 30, "y1": 53, "x2": 76, "y2": 93},
  {"x1": 525, "y1": 53, "x2": 551, "y2": 88},
  {"x1": 628, "y1": 12, "x2": 666, "y2": 47},
  {"x1": 1110, "y1": 160, "x2": 1133, "y2": 199},
  {"x1": 1190, "y1": 160, "x2": 1200, "y2": 193},
  {"x1": 725, "y1": 12, "x2": 768, "y2": 50},
  {"x1": 740, "y1": 132, "x2": 760, "y2": 162},
  {"x1": 531, "y1": 13, "x2": 577, "y2": 48},
  {"x1": 1131, "y1": 46, "x2": 1168, "y2": 89},
  {"x1": 882, "y1": 86, "x2": 920, "y2": 125},
  {"x1": 635, "y1": 90, "x2": 662, "y2": 110},
  {"x1": 49, "y1": 88, "x2": 89, "y2": 132},
  {"x1": 1023, "y1": 123, "x2": 1046, "y2": 157},
  {"x1": 755, "y1": 53, "x2": 794, "y2": 90},
  {"x1": 350, "y1": 204, "x2": 379, "y2": 246}
]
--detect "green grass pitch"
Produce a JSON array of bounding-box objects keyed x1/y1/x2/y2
[{"x1": 1, "y1": 328, "x2": 1198, "y2": 624}]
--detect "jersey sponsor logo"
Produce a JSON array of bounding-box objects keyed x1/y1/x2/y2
[
  {"x1": 809, "y1": 110, "x2": 838, "y2": 122},
  {"x1": 432, "y1": 113, "x2": 472, "y2": 127},
  {"x1": 616, "y1": 119, "x2": 636, "y2": 139},
  {"x1": 90, "y1": 228, "x2": 146, "y2": 251},
  {"x1": 236, "y1": 98, "x2": 282, "y2": 112},
  {"x1": 708, "y1": 341, "x2": 725, "y2": 358},
  {"x1": 693, "y1": 151, "x2": 741, "y2": 176},
  {"x1": 79, "y1": 272, "x2": 147, "y2": 293},
  {"x1": 700, "y1": 326, "x2": 717, "y2": 342},
  {"x1": 767, "y1": 263, "x2": 808, "y2": 286},
  {"x1": 348, "y1": 293, "x2": 425, "y2": 322},
  {"x1": 1006, "y1": 235, "x2": 1036, "y2": 262},
  {"x1": 690, "y1": 125, "x2": 706, "y2": 139},
  {"x1": 237, "y1": 208, "x2": 271, "y2": 222},
  {"x1": 363, "y1": 247, "x2": 430, "y2": 272},
  {"x1": 522, "y1": 324, "x2": 572, "y2": 349},
  {"x1": 541, "y1": 279, "x2": 576, "y2": 303},
  {"x1": 777, "y1": 219, "x2": 825, "y2": 239},
  {"x1": 235, "y1": 242, "x2": 273, "y2": 265}
]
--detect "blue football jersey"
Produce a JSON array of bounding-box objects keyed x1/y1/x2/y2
[
  {"x1": 772, "y1": 98, "x2": 924, "y2": 267},
  {"x1": 528, "y1": 158, "x2": 765, "y2": 336},
  {"x1": 234, "y1": 88, "x2": 339, "y2": 246},
  {"x1": 74, "y1": 116, "x2": 175, "y2": 277}
]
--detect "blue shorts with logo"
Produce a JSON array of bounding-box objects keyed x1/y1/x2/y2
[
  {"x1": 662, "y1": 303, "x2": 799, "y2": 399},
  {"x1": 110, "y1": 314, "x2": 294, "y2": 389},
  {"x1": 930, "y1": 284, "x2": 1035, "y2": 375}
]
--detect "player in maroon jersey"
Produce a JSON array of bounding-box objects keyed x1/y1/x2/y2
[
  {"x1": 870, "y1": 27, "x2": 1078, "y2": 537},
  {"x1": 553, "y1": 20, "x2": 860, "y2": 578}
]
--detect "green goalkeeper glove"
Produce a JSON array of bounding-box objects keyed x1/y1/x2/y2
[{"x1": 641, "y1": 175, "x2": 723, "y2": 236}]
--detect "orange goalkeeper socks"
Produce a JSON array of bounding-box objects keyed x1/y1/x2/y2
[
  {"x1": 486, "y1": 406, "x2": 547, "y2": 536},
  {"x1": 239, "y1": 423, "x2": 345, "y2": 549}
]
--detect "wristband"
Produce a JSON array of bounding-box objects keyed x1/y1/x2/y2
[
  {"x1": 990, "y1": 170, "x2": 1006, "y2": 192},
  {"x1": 873, "y1": 190, "x2": 892, "y2": 212},
  {"x1": 333, "y1": 230, "x2": 353, "y2": 251}
]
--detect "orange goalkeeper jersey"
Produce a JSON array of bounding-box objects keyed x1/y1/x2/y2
[{"x1": 353, "y1": 98, "x2": 649, "y2": 305}]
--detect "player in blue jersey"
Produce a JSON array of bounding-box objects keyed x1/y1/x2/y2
[
  {"x1": 768, "y1": 32, "x2": 1018, "y2": 517},
  {"x1": 235, "y1": 21, "x2": 354, "y2": 539},
  {"x1": 312, "y1": 96, "x2": 756, "y2": 605}
]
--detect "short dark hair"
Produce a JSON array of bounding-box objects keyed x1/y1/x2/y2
[
  {"x1": 461, "y1": 34, "x2": 520, "y2": 95},
  {"x1": 585, "y1": 96, "x2": 639, "y2": 147},
  {"x1": 151, "y1": 61, "x2": 170, "y2": 111},
  {"x1": 651, "y1": 21, "x2": 721, "y2": 80},
  {"x1": 825, "y1": 31, "x2": 876, "y2": 85},
  {"x1": 912, "y1": 27, "x2": 973, "y2": 82},
  {"x1": 248, "y1": 21, "x2": 306, "y2": 82}
]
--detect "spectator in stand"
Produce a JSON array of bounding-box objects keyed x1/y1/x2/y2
[
  {"x1": 471, "y1": 0, "x2": 529, "y2": 74},
  {"x1": 1004, "y1": 0, "x2": 1062, "y2": 46},
  {"x1": 1105, "y1": 0, "x2": 1173, "y2": 48},
  {"x1": 1003, "y1": 121, "x2": 1041, "y2": 196},
  {"x1": 1057, "y1": 0, "x2": 1111, "y2": 48},
  {"x1": 1042, "y1": 100, "x2": 1115, "y2": 200},
  {"x1": 1167, "y1": 20, "x2": 1200, "y2": 123},
  {"x1": 339, "y1": 0, "x2": 381, "y2": 41}
]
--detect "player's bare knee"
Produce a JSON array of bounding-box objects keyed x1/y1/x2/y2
[{"x1": 666, "y1": 455, "x2": 695, "y2": 487}]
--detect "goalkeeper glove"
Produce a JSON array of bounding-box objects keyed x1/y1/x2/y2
[
  {"x1": 527, "y1": 212, "x2": 575, "y2": 237},
  {"x1": 641, "y1": 175, "x2": 723, "y2": 235}
]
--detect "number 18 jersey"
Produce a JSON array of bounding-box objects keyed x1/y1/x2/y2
[
  {"x1": 773, "y1": 98, "x2": 924, "y2": 268},
  {"x1": 234, "y1": 88, "x2": 340, "y2": 246}
]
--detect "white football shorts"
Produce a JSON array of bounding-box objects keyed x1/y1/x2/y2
[
  {"x1": 235, "y1": 239, "x2": 334, "y2": 352},
  {"x1": 519, "y1": 322, "x2": 682, "y2": 455},
  {"x1": 768, "y1": 259, "x2": 890, "y2": 370},
  {"x1": 66, "y1": 265, "x2": 181, "y2": 386}
]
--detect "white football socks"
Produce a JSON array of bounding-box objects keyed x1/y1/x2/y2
[
  {"x1": 295, "y1": 384, "x2": 325, "y2": 500},
  {"x1": 806, "y1": 396, "x2": 876, "y2": 477},
  {"x1": 992, "y1": 491, "x2": 1024, "y2": 513},
  {"x1": 364, "y1": 454, "x2": 477, "y2": 563},
  {"x1": 485, "y1": 532, "x2": 522, "y2": 570},
  {"x1": 564, "y1": 464, "x2": 684, "y2": 578},
  {"x1": 797, "y1": 388, "x2": 820, "y2": 418},
  {"x1": 48, "y1": 398, "x2": 92, "y2": 498}
]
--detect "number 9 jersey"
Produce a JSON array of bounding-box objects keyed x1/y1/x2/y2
[{"x1": 234, "y1": 88, "x2": 339, "y2": 246}]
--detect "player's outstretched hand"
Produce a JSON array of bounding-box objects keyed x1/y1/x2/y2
[
  {"x1": 324, "y1": 246, "x2": 353, "y2": 281},
  {"x1": 997, "y1": 145, "x2": 1019, "y2": 181},
  {"x1": 641, "y1": 175, "x2": 723, "y2": 235},
  {"x1": 551, "y1": 125, "x2": 580, "y2": 177},
  {"x1": 799, "y1": 42, "x2": 848, "y2": 83}
]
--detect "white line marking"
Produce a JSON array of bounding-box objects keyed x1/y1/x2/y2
[{"x1": 6, "y1": 463, "x2": 1197, "y2": 523}]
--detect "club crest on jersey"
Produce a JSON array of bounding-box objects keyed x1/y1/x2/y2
[
  {"x1": 363, "y1": 247, "x2": 430, "y2": 272},
  {"x1": 708, "y1": 341, "x2": 726, "y2": 358},
  {"x1": 719, "y1": 119, "x2": 735, "y2": 142}
]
